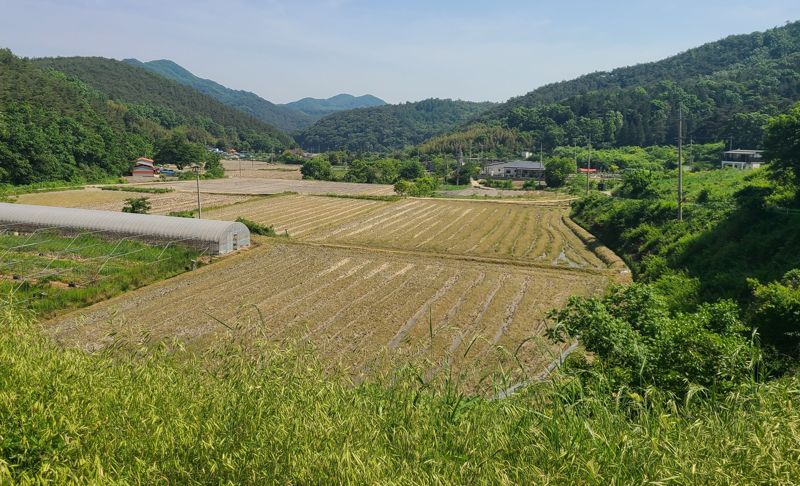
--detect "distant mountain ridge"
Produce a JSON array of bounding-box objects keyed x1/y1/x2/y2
[
  {"x1": 282, "y1": 94, "x2": 386, "y2": 118},
  {"x1": 296, "y1": 98, "x2": 496, "y2": 152},
  {"x1": 32, "y1": 56, "x2": 293, "y2": 149},
  {"x1": 423, "y1": 21, "x2": 800, "y2": 154},
  {"x1": 123, "y1": 58, "x2": 314, "y2": 132}
]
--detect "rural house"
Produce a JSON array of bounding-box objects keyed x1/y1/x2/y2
[
  {"x1": 481, "y1": 160, "x2": 545, "y2": 180},
  {"x1": 131, "y1": 157, "x2": 159, "y2": 177},
  {"x1": 721, "y1": 149, "x2": 764, "y2": 170}
]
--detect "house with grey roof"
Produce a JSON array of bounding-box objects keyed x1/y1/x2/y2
[{"x1": 481, "y1": 160, "x2": 545, "y2": 180}]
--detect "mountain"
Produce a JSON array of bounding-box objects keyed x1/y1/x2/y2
[
  {"x1": 295, "y1": 98, "x2": 496, "y2": 152},
  {"x1": 1, "y1": 49, "x2": 223, "y2": 184},
  {"x1": 32, "y1": 56, "x2": 293, "y2": 151},
  {"x1": 123, "y1": 58, "x2": 313, "y2": 133},
  {"x1": 282, "y1": 94, "x2": 386, "y2": 119},
  {"x1": 423, "y1": 21, "x2": 800, "y2": 155}
]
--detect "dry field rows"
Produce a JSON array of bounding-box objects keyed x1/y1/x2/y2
[
  {"x1": 309, "y1": 198, "x2": 606, "y2": 268},
  {"x1": 51, "y1": 243, "x2": 611, "y2": 390},
  {"x1": 140, "y1": 177, "x2": 396, "y2": 196},
  {"x1": 205, "y1": 195, "x2": 390, "y2": 237},
  {"x1": 203, "y1": 195, "x2": 616, "y2": 270},
  {"x1": 221, "y1": 160, "x2": 302, "y2": 180},
  {"x1": 40, "y1": 187, "x2": 626, "y2": 390},
  {"x1": 15, "y1": 189, "x2": 249, "y2": 214}
]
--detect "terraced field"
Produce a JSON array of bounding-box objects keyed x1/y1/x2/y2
[
  {"x1": 205, "y1": 195, "x2": 390, "y2": 237},
  {"x1": 51, "y1": 242, "x2": 611, "y2": 390},
  {"x1": 221, "y1": 160, "x2": 302, "y2": 180},
  {"x1": 298, "y1": 198, "x2": 609, "y2": 269},
  {"x1": 141, "y1": 177, "x2": 396, "y2": 196},
  {"x1": 15, "y1": 189, "x2": 249, "y2": 214}
]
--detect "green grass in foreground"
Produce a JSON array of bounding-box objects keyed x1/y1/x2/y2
[
  {"x1": 0, "y1": 232, "x2": 198, "y2": 316},
  {"x1": 0, "y1": 302, "x2": 798, "y2": 484}
]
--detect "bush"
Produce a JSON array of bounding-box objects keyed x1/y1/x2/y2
[
  {"x1": 547, "y1": 283, "x2": 757, "y2": 397},
  {"x1": 616, "y1": 170, "x2": 658, "y2": 199},
  {"x1": 300, "y1": 158, "x2": 334, "y2": 180},
  {"x1": 544, "y1": 156, "x2": 576, "y2": 188},
  {"x1": 394, "y1": 176, "x2": 439, "y2": 197},
  {"x1": 749, "y1": 269, "x2": 800, "y2": 358},
  {"x1": 121, "y1": 197, "x2": 151, "y2": 214},
  {"x1": 481, "y1": 178, "x2": 513, "y2": 189},
  {"x1": 235, "y1": 217, "x2": 278, "y2": 236}
]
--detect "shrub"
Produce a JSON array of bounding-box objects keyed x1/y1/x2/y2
[
  {"x1": 300, "y1": 158, "x2": 334, "y2": 180},
  {"x1": 547, "y1": 283, "x2": 757, "y2": 396},
  {"x1": 749, "y1": 269, "x2": 800, "y2": 358},
  {"x1": 394, "y1": 176, "x2": 439, "y2": 197},
  {"x1": 235, "y1": 217, "x2": 278, "y2": 236},
  {"x1": 121, "y1": 197, "x2": 151, "y2": 214},
  {"x1": 544, "y1": 156, "x2": 576, "y2": 188}
]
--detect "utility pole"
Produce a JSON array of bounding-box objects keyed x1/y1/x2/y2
[
  {"x1": 192, "y1": 164, "x2": 202, "y2": 219},
  {"x1": 678, "y1": 105, "x2": 684, "y2": 222},
  {"x1": 586, "y1": 138, "x2": 592, "y2": 195},
  {"x1": 539, "y1": 143, "x2": 544, "y2": 164}
]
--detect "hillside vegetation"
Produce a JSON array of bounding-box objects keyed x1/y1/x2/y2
[
  {"x1": 284, "y1": 93, "x2": 386, "y2": 119},
  {"x1": 0, "y1": 50, "x2": 158, "y2": 183},
  {"x1": 423, "y1": 22, "x2": 800, "y2": 155},
  {"x1": 33, "y1": 56, "x2": 292, "y2": 151},
  {"x1": 296, "y1": 98, "x2": 496, "y2": 152},
  {"x1": 124, "y1": 58, "x2": 315, "y2": 132}
]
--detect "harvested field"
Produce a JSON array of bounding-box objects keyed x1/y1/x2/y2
[
  {"x1": 14, "y1": 188, "x2": 250, "y2": 215},
  {"x1": 50, "y1": 242, "x2": 612, "y2": 391},
  {"x1": 205, "y1": 195, "x2": 390, "y2": 237},
  {"x1": 140, "y1": 178, "x2": 396, "y2": 196},
  {"x1": 310, "y1": 198, "x2": 613, "y2": 269},
  {"x1": 222, "y1": 160, "x2": 302, "y2": 180}
]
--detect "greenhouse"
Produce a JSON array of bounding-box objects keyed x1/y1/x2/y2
[{"x1": 0, "y1": 203, "x2": 250, "y2": 255}]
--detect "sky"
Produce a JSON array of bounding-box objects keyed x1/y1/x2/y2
[{"x1": 2, "y1": 0, "x2": 799, "y2": 104}]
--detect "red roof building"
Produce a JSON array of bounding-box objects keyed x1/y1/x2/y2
[{"x1": 131, "y1": 157, "x2": 159, "y2": 177}]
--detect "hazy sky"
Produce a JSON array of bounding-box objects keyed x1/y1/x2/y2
[{"x1": 2, "y1": 0, "x2": 799, "y2": 104}]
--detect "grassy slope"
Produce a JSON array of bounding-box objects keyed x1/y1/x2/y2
[{"x1": 1, "y1": 302, "x2": 798, "y2": 484}]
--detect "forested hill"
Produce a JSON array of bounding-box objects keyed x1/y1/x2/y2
[
  {"x1": 295, "y1": 98, "x2": 496, "y2": 152},
  {"x1": 283, "y1": 94, "x2": 386, "y2": 119},
  {"x1": 424, "y1": 21, "x2": 800, "y2": 155},
  {"x1": 124, "y1": 58, "x2": 314, "y2": 132},
  {"x1": 32, "y1": 56, "x2": 293, "y2": 149}
]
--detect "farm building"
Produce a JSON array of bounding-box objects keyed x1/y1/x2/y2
[
  {"x1": 0, "y1": 203, "x2": 250, "y2": 255},
  {"x1": 481, "y1": 160, "x2": 545, "y2": 180},
  {"x1": 131, "y1": 157, "x2": 159, "y2": 177},
  {"x1": 721, "y1": 149, "x2": 764, "y2": 169}
]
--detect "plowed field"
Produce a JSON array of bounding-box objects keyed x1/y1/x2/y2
[
  {"x1": 15, "y1": 189, "x2": 249, "y2": 214},
  {"x1": 51, "y1": 242, "x2": 612, "y2": 390},
  {"x1": 205, "y1": 195, "x2": 390, "y2": 237},
  {"x1": 140, "y1": 178, "x2": 396, "y2": 196}
]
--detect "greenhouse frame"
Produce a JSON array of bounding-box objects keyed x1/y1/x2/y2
[{"x1": 0, "y1": 203, "x2": 250, "y2": 255}]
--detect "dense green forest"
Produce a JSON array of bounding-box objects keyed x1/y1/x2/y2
[
  {"x1": 124, "y1": 58, "x2": 316, "y2": 132},
  {"x1": 0, "y1": 49, "x2": 156, "y2": 183},
  {"x1": 295, "y1": 98, "x2": 496, "y2": 152},
  {"x1": 422, "y1": 22, "x2": 800, "y2": 155},
  {"x1": 33, "y1": 56, "x2": 292, "y2": 152},
  {"x1": 283, "y1": 93, "x2": 386, "y2": 119},
  {"x1": 0, "y1": 49, "x2": 286, "y2": 184}
]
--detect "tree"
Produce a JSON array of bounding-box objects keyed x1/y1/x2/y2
[
  {"x1": 154, "y1": 134, "x2": 205, "y2": 170},
  {"x1": 764, "y1": 103, "x2": 800, "y2": 189},
  {"x1": 749, "y1": 269, "x2": 800, "y2": 358},
  {"x1": 122, "y1": 197, "x2": 151, "y2": 214},
  {"x1": 398, "y1": 160, "x2": 426, "y2": 180},
  {"x1": 616, "y1": 170, "x2": 658, "y2": 199},
  {"x1": 544, "y1": 156, "x2": 576, "y2": 188},
  {"x1": 301, "y1": 157, "x2": 334, "y2": 180}
]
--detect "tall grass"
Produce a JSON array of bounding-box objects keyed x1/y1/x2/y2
[{"x1": 0, "y1": 301, "x2": 798, "y2": 484}]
